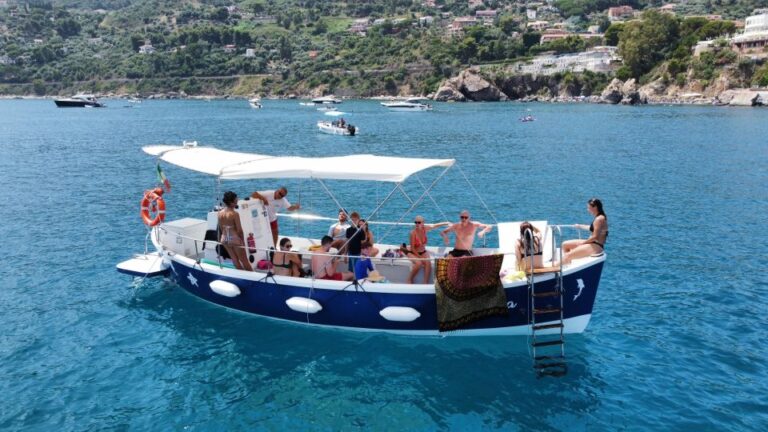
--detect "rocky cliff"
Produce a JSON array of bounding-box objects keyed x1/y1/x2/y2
[{"x1": 434, "y1": 67, "x2": 767, "y2": 107}]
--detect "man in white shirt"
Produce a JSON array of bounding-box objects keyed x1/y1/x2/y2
[{"x1": 251, "y1": 187, "x2": 301, "y2": 246}]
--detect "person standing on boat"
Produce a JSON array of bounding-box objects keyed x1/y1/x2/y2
[
  {"x1": 311, "y1": 236, "x2": 354, "y2": 281},
  {"x1": 440, "y1": 210, "x2": 492, "y2": 258},
  {"x1": 251, "y1": 187, "x2": 301, "y2": 247},
  {"x1": 407, "y1": 216, "x2": 449, "y2": 283},
  {"x1": 560, "y1": 198, "x2": 608, "y2": 265},
  {"x1": 218, "y1": 191, "x2": 252, "y2": 271},
  {"x1": 345, "y1": 212, "x2": 366, "y2": 271}
]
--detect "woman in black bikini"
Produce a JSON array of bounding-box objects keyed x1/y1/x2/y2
[
  {"x1": 561, "y1": 198, "x2": 608, "y2": 265},
  {"x1": 271, "y1": 237, "x2": 303, "y2": 277},
  {"x1": 516, "y1": 221, "x2": 545, "y2": 271}
]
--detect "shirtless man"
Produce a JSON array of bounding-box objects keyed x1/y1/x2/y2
[
  {"x1": 440, "y1": 210, "x2": 492, "y2": 258},
  {"x1": 311, "y1": 235, "x2": 354, "y2": 281}
]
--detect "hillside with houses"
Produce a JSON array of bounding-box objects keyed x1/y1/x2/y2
[{"x1": 1, "y1": 0, "x2": 767, "y2": 102}]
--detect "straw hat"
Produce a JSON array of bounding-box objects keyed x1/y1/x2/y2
[{"x1": 366, "y1": 270, "x2": 386, "y2": 282}]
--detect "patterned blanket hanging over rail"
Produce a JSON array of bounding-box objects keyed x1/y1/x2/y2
[{"x1": 434, "y1": 254, "x2": 509, "y2": 332}]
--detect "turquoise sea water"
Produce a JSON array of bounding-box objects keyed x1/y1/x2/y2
[{"x1": 0, "y1": 99, "x2": 766, "y2": 430}]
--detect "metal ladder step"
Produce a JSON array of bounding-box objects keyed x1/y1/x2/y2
[
  {"x1": 532, "y1": 339, "x2": 564, "y2": 348},
  {"x1": 533, "y1": 307, "x2": 561, "y2": 314},
  {"x1": 533, "y1": 322, "x2": 564, "y2": 331},
  {"x1": 533, "y1": 361, "x2": 567, "y2": 369},
  {"x1": 532, "y1": 290, "x2": 560, "y2": 298}
]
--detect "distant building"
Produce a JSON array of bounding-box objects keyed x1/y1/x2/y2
[
  {"x1": 659, "y1": 4, "x2": 676, "y2": 14},
  {"x1": 223, "y1": 44, "x2": 236, "y2": 53},
  {"x1": 419, "y1": 16, "x2": 434, "y2": 26},
  {"x1": 475, "y1": 10, "x2": 497, "y2": 23},
  {"x1": 693, "y1": 40, "x2": 715, "y2": 57},
  {"x1": 539, "y1": 30, "x2": 603, "y2": 44},
  {"x1": 449, "y1": 16, "x2": 478, "y2": 36},
  {"x1": 139, "y1": 42, "x2": 155, "y2": 54},
  {"x1": 526, "y1": 20, "x2": 549, "y2": 32},
  {"x1": 349, "y1": 18, "x2": 371, "y2": 35},
  {"x1": 587, "y1": 25, "x2": 600, "y2": 34},
  {"x1": 468, "y1": 0, "x2": 484, "y2": 9},
  {"x1": 732, "y1": 9, "x2": 768, "y2": 54},
  {"x1": 308, "y1": 50, "x2": 318, "y2": 59},
  {"x1": 423, "y1": 0, "x2": 436, "y2": 7},
  {"x1": 33, "y1": 38, "x2": 44, "y2": 44},
  {"x1": 607, "y1": 6, "x2": 635, "y2": 22},
  {"x1": 245, "y1": 48, "x2": 256, "y2": 57},
  {"x1": 526, "y1": 9, "x2": 537, "y2": 20},
  {"x1": 0, "y1": 55, "x2": 14, "y2": 65},
  {"x1": 514, "y1": 46, "x2": 620, "y2": 75}
]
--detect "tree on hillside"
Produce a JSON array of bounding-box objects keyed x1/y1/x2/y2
[
  {"x1": 604, "y1": 23, "x2": 623, "y2": 46},
  {"x1": 618, "y1": 10, "x2": 679, "y2": 78}
]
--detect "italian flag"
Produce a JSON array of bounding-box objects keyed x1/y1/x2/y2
[{"x1": 157, "y1": 163, "x2": 171, "y2": 192}]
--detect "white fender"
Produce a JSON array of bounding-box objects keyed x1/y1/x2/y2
[
  {"x1": 286, "y1": 297, "x2": 322, "y2": 314},
  {"x1": 379, "y1": 306, "x2": 421, "y2": 322},
  {"x1": 209, "y1": 280, "x2": 241, "y2": 297}
]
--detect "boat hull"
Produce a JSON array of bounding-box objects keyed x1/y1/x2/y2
[
  {"x1": 54, "y1": 99, "x2": 104, "y2": 108},
  {"x1": 164, "y1": 254, "x2": 603, "y2": 336}
]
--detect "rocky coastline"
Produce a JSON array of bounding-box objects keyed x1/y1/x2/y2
[
  {"x1": 432, "y1": 68, "x2": 768, "y2": 107},
  {"x1": 3, "y1": 69, "x2": 766, "y2": 107}
]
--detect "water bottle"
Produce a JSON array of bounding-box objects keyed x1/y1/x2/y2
[{"x1": 247, "y1": 233, "x2": 256, "y2": 253}]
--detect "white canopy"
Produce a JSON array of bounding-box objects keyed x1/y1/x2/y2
[{"x1": 144, "y1": 144, "x2": 454, "y2": 182}]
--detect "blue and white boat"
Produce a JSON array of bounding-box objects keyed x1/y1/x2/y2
[{"x1": 117, "y1": 143, "x2": 605, "y2": 336}]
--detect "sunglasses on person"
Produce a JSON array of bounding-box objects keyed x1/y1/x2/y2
[
  {"x1": 284, "y1": 243, "x2": 292, "y2": 249},
  {"x1": 414, "y1": 221, "x2": 423, "y2": 224},
  {"x1": 460, "y1": 216, "x2": 469, "y2": 219}
]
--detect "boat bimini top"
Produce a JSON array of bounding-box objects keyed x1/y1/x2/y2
[{"x1": 143, "y1": 143, "x2": 454, "y2": 182}]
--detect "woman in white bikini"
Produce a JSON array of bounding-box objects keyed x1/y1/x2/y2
[{"x1": 218, "y1": 191, "x2": 252, "y2": 271}]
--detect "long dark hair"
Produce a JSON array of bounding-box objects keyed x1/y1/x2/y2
[
  {"x1": 588, "y1": 198, "x2": 606, "y2": 219},
  {"x1": 222, "y1": 191, "x2": 237, "y2": 207},
  {"x1": 519, "y1": 221, "x2": 540, "y2": 253}
]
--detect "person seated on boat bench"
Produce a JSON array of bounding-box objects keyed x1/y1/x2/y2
[
  {"x1": 272, "y1": 237, "x2": 304, "y2": 277},
  {"x1": 251, "y1": 187, "x2": 301, "y2": 247},
  {"x1": 440, "y1": 210, "x2": 491, "y2": 258},
  {"x1": 359, "y1": 219, "x2": 379, "y2": 257},
  {"x1": 311, "y1": 235, "x2": 354, "y2": 281},
  {"x1": 516, "y1": 221, "x2": 545, "y2": 271},
  {"x1": 407, "y1": 216, "x2": 449, "y2": 283},
  {"x1": 327, "y1": 209, "x2": 351, "y2": 251},
  {"x1": 353, "y1": 242, "x2": 379, "y2": 281},
  {"x1": 218, "y1": 191, "x2": 252, "y2": 271},
  {"x1": 559, "y1": 198, "x2": 609, "y2": 265}
]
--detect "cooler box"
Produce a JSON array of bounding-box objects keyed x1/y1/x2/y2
[{"x1": 160, "y1": 218, "x2": 207, "y2": 257}]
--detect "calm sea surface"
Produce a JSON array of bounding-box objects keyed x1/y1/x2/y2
[{"x1": 0, "y1": 99, "x2": 766, "y2": 430}]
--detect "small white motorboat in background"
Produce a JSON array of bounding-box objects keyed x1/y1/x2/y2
[{"x1": 317, "y1": 120, "x2": 357, "y2": 136}]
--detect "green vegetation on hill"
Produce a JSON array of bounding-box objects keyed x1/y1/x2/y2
[{"x1": 0, "y1": 0, "x2": 765, "y2": 96}]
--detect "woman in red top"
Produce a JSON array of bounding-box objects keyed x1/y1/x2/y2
[{"x1": 406, "y1": 216, "x2": 449, "y2": 284}]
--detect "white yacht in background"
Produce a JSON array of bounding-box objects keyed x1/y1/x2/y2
[
  {"x1": 248, "y1": 97, "x2": 262, "y2": 109},
  {"x1": 312, "y1": 95, "x2": 342, "y2": 104},
  {"x1": 381, "y1": 97, "x2": 432, "y2": 111},
  {"x1": 54, "y1": 94, "x2": 105, "y2": 108}
]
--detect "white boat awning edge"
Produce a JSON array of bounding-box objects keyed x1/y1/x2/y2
[{"x1": 143, "y1": 145, "x2": 455, "y2": 182}]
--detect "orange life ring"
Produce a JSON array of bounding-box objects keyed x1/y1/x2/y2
[{"x1": 140, "y1": 187, "x2": 166, "y2": 226}]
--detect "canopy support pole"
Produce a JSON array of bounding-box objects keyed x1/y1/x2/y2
[
  {"x1": 457, "y1": 163, "x2": 498, "y2": 224},
  {"x1": 378, "y1": 164, "x2": 453, "y2": 244}
]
